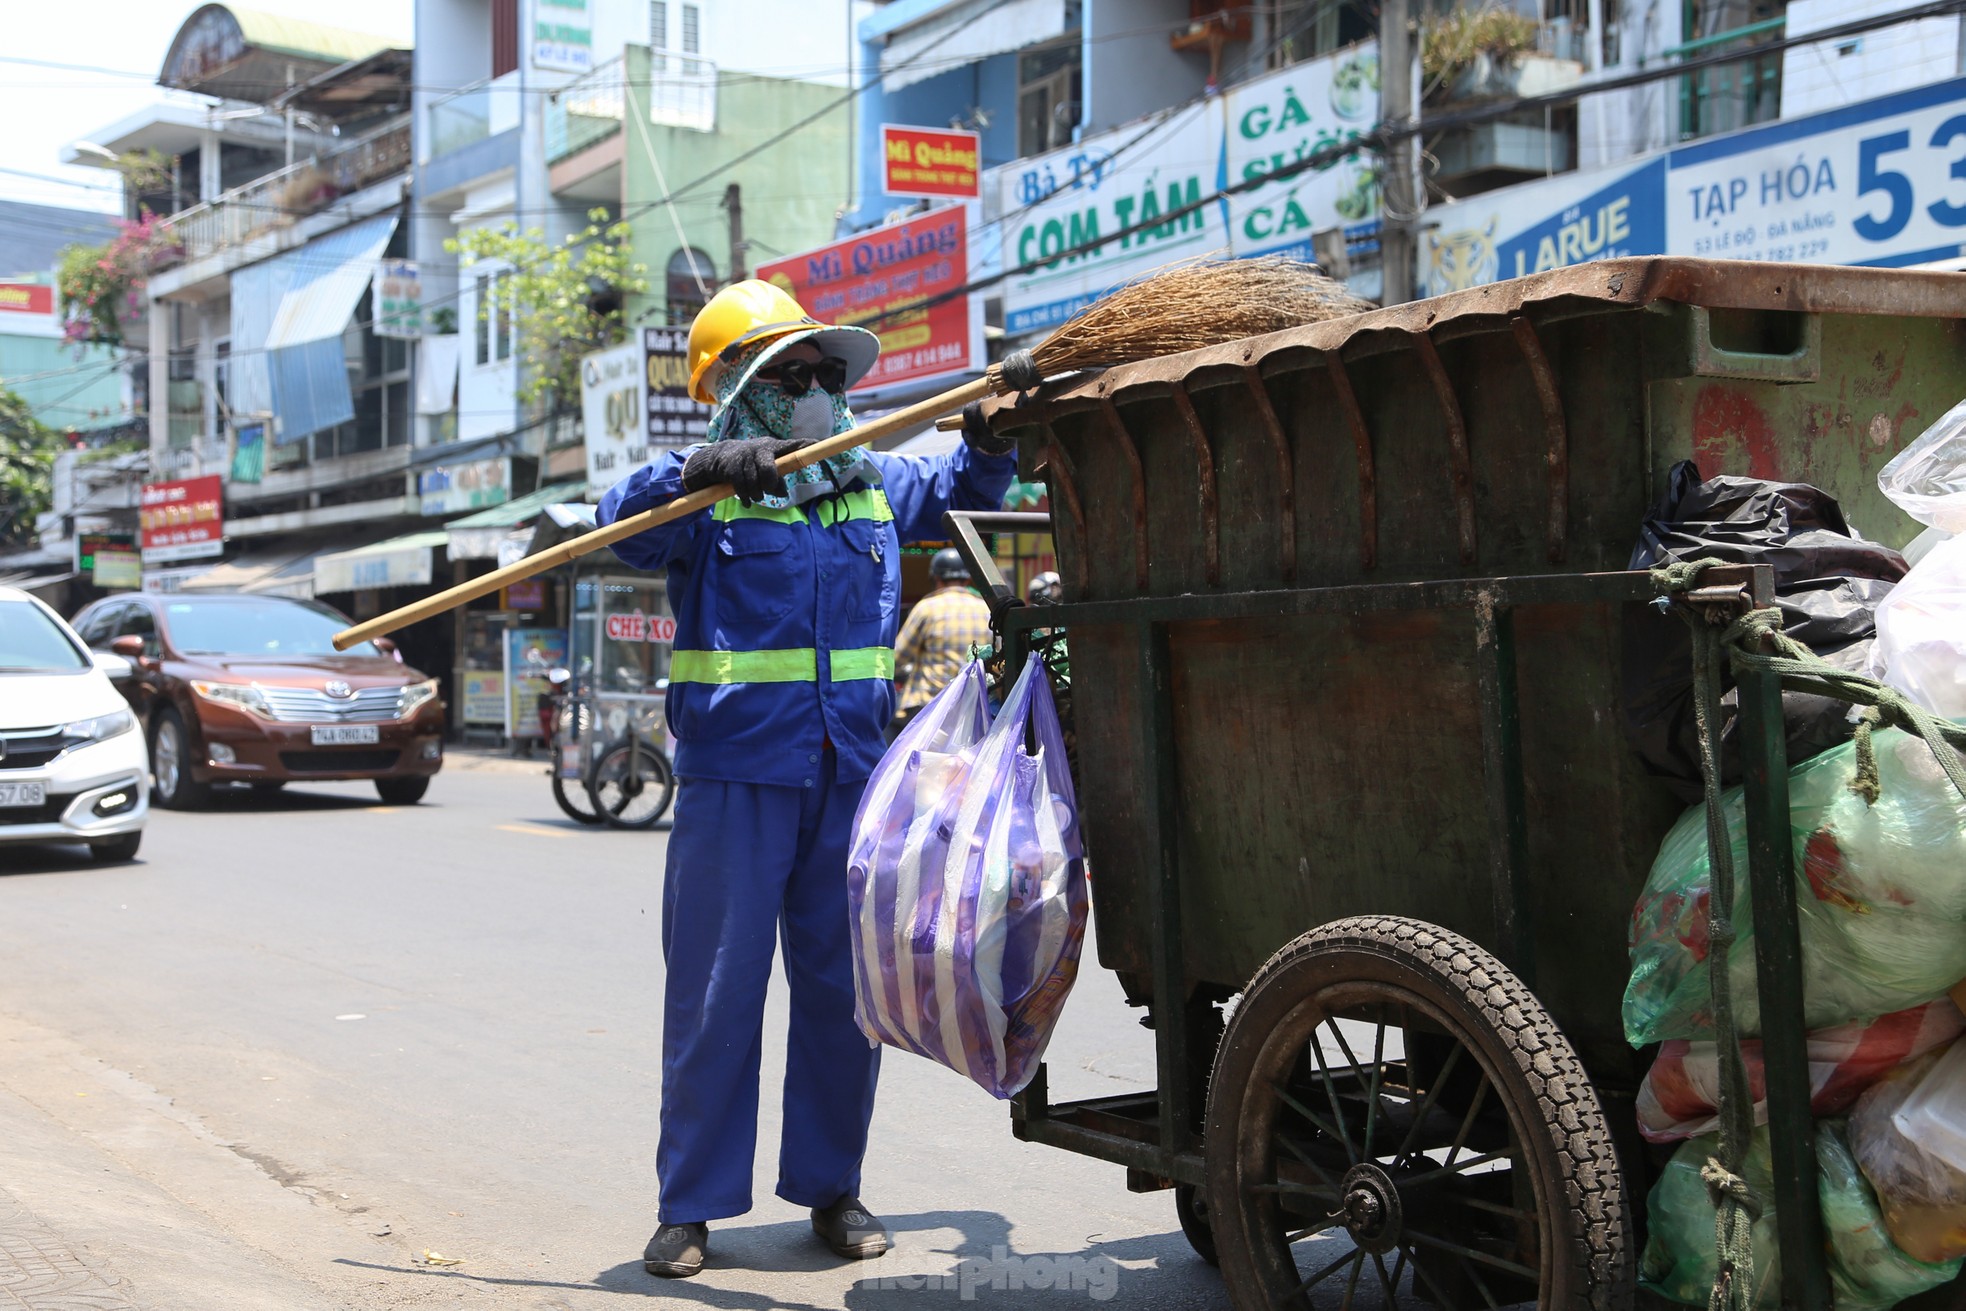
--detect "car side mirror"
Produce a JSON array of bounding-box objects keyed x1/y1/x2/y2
[
  {"x1": 92, "y1": 650, "x2": 133, "y2": 682},
  {"x1": 109, "y1": 635, "x2": 144, "y2": 660}
]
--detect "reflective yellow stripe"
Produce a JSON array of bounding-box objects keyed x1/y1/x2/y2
[
  {"x1": 712, "y1": 499, "x2": 804, "y2": 524},
  {"x1": 668, "y1": 647, "x2": 896, "y2": 683},
  {"x1": 670, "y1": 648, "x2": 818, "y2": 684},
  {"x1": 816, "y1": 489, "x2": 895, "y2": 526},
  {"x1": 830, "y1": 647, "x2": 895, "y2": 680}
]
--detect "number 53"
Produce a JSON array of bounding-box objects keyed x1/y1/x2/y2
[{"x1": 1855, "y1": 114, "x2": 1966, "y2": 241}]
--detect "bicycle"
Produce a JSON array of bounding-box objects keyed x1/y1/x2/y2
[{"x1": 584, "y1": 687, "x2": 676, "y2": 830}]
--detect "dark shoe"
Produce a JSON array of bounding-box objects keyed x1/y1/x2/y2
[
  {"x1": 644, "y1": 1222, "x2": 708, "y2": 1277},
  {"x1": 811, "y1": 1195, "x2": 890, "y2": 1260}
]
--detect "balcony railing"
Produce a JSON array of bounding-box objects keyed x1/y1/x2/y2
[
  {"x1": 157, "y1": 119, "x2": 411, "y2": 265},
  {"x1": 428, "y1": 80, "x2": 496, "y2": 158},
  {"x1": 545, "y1": 51, "x2": 716, "y2": 164},
  {"x1": 1663, "y1": 16, "x2": 1786, "y2": 142}
]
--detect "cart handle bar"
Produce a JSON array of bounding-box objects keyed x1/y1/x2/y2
[{"x1": 943, "y1": 510, "x2": 1052, "y2": 620}]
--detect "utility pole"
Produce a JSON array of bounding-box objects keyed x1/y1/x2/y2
[
  {"x1": 723, "y1": 183, "x2": 747, "y2": 283},
  {"x1": 1379, "y1": 0, "x2": 1417, "y2": 304}
]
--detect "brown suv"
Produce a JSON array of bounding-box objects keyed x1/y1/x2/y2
[{"x1": 72, "y1": 592, "x2": 444, "y2": 808}]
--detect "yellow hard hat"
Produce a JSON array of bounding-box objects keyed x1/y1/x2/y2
[{"x1": 687, "y1": 280, "x2": 821, "y2": 403}]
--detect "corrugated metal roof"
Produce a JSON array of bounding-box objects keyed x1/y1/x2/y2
[
  {"x1": 225, "y1": 7, "x2": 396, "y2": 65},
  {"x1": 265, "y1": 213, "x2": 398, "y2": 350}
]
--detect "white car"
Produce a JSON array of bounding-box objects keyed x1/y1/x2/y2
[{"x1": 0, "y1": 585, "x2": 148, "y2": 861}]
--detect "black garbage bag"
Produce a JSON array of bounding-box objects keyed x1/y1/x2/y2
[{"x1": 1622, "y1": 460, "x2": 1908, "y2": 801}]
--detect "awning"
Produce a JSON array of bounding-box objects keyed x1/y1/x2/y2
[
  {"x1": 176, "y1": 544, "x2": 329, "y2": 599},
  {"x1": 314, "y1": 528, "x2": 446, "y2": 593},
  {"x1": 445, "y1": 481, "x2": 587, "y2": 560},
  {"x1": 234, "y1": 213, "x2": 399, "y2": 445},
  {"x1": 879, "y1": 0, "x2": 1067, "y2": 93}
]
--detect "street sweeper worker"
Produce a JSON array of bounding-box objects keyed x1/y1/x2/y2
[{"x1": 595, "y1": 280, "x2": 1016, "y2": 1280}]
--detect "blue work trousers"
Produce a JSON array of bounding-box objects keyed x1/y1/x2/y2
[{"x1": 657, "y1": 752, "x2": 881, "y2": 1223}]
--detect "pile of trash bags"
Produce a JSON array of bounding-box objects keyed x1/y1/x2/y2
[{"x1": 1626, "y1": 402, "x2": 1966, "y2": 1306}]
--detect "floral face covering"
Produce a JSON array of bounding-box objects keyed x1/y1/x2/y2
[{"x1": 704, "y1": 338, "x2": 878, "y2": 508}]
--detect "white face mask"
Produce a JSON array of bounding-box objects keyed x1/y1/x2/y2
[{"x1": 788, "y1": 390, "x2": 836, "y2": 442}]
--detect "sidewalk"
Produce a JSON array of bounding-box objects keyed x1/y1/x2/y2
[{"x1": 437, "y1": 745, "x2": 548, "y2": 777}]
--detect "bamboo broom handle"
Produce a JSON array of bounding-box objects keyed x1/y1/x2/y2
[{"x1": 331, "y1": 376, "x2": 996, "y2": 650}]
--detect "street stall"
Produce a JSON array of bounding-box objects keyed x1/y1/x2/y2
[{"x1": 924, "y1": 258, "x2": 1966, "y2": 1309}]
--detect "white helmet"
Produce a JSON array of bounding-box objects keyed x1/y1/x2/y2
[{"x1": 1027, "y1": 571, "x2": 1061, "y2": 604}]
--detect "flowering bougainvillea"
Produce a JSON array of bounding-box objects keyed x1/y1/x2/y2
[{"x1": 56, "y1": 214, "x2": 182, "y2": 348}]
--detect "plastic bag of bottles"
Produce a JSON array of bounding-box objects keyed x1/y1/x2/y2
[
  {"x1": 846, "y1": 655, "x2": 1088, "y2": 1098},
  {"x1": 1637, "y1": 1000, "x2": 1966, "y2": 1143},
  {"x1": 1641, "y1": 1121, "x2": 1962, "y2": 1308},
  {"x1": 1850, "y1": 1042, "x2": 1966, "y2": 1264},
  {"x1": 1625, "y1": 728, "x2": 1966, "y2": 1046},
  {"x1": 1878, "y1": 397, "x2": 1966, "y2": 537}
]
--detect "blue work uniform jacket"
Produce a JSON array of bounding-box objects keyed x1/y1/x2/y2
[{"x1": 596, "y1": 442, "x2": 1015, "y2": 789}]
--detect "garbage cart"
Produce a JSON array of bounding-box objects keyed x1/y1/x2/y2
[{"x1": 944, "y1": 258, "x2": 1966, "y2": 1310}]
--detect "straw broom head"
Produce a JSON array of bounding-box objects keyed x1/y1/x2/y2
[{"x1": 998, "y1": 255, "x2": 1373, "y2": 386}]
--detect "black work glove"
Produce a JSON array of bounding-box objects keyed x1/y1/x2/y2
[
  {"x1": 960, "y1": 402, "x2": 1016, "y2": 457},
  {"x1": 682, "y1": 438, "x2": 811, "y2": 506}
]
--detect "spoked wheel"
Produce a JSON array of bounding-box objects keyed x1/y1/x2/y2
[
  {"x1": 587, "y1": 739, "x2": 676, "y2": 830},
  {"x1": 553, "y1": 771, "x2": 603, "y2": 824},
  {"x1": 1205, "y1": 916, "x2": 1630, "y2": 1311}
]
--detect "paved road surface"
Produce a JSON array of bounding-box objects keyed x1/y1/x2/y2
[{"x1": 0, "y1": 759, "x2": 1249, "y2": 1310}]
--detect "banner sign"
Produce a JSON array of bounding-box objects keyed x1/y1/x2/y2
[
  {"x1": 882, "y1": 125, "x2": 982, "y2": 198},
  {"x1": 0, "y1": 283, "x2": 54, "y2": 316},
  {"x1": 642, "y1": 325, "x2": 708, "y2": 448},
  {"x1": 1421, "y1": 76, "x2": 1966, "y2": 296},
  {"x1": 460, "y1": 669, "x2": 506, "y2": 724},
  {"x1": 581, "y1": 340, "x2": 645, "y2": 492},
  {"x1": 418, "y1": 456, "x2": 510, "y2": 516},
  {"x1": 139, "y1": 476, "x2": 224, "y2": 564},
  {"x1": 533, "y1": 0, "x2": 592, "y2": 72},
  {"x1": 603, "y1": 609, "x2": 678, "y2": 643},
  {"x1": 77, "y1": 531, "x2": 140, "y2": 588},
  {"x1": 757, "y1": 205, "x2": 985, "y2": 391},
  {"x1": 373, "y1": 259, "x2": 422, "y2": 338},
  {"x1": 997, "y1": 44, "x2": 1380, "y2": 335},
  {"x1": 503, "y1": 627, "x2": 568, "y2": 738}
]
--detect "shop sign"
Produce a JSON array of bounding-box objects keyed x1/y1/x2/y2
[
  {"x1": 995, "y1": 44, "x2": 1379, "y2": 335},
  {"x1": 502, "y1": 579, "x2": 548, "y2": 611},
  {"x1": 0, "y1": 283, "x2": 54, "y2": 316},
  {"x1": 643, "y1": 325, "x2": 708, "y2": 449},
  {"x1": 418, "y1": 456, "x2": 510, "y2": 516},
  {"x1": 315, "y1": 542, "x2": 435, "y2": 593},
  {"x1": 582, "y1": 340, "x2": 646, "y2": 490},
  {"x1": 1420, "y1": 76, "x2": 1966, "y2": 295},
  {"x1": 373, "y1": 259, "x2": 422, "y2": 338},
  {"x1": 603, "y1": 609, "x2": 677, "y2": 643},
  {"x1": 139, "y1": 475, "x2": 224, "y2": 563},
  {"x1": 533, "y1": 0, "x2": 592, "y2": 72},
  {"x1": 503, "y1": 627, "x2": 568, "y2": 738},
  {"x1": 757, "y1": 205, "x2": 984, "y2": 391},
  {"x1": 882, "y1": 125, "x2": 981, "y2": 198},
  {"x1": 76, "y1": 531, "x2": 138, "y2": 580},
  {"x1": 460, "y1": 670, "x2": 507, "y2": 725}
]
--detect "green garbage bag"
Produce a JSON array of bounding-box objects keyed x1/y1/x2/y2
[
  {"x1": 1625, "y1": 728, "x2": 1966, "y2": 1047},
  {"x1": 1642, "y1": 1122, "x2": 1962, "y2": 1309}
]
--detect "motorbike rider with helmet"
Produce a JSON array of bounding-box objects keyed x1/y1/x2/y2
[{"x1": 889, "y1": 546, "x2": 993, "y2": 741}]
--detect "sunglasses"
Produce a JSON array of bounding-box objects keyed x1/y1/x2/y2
[{"x1": 757, "y1": 356, "x2": 850, "y2": 396}]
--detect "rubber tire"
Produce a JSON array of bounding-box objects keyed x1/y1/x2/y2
[
  {"x1": 1204, "y1": 915, "x2": 1631, "y2": 1311},
  {"x1": 89, "y1": 830, "x2": 142, "y2": 862},
  {"x1": 588, "y1": 743, "x2": 676, "y2": 830},
  {"x1": 250, "y1": 781, "x2": 286, "y2": 794},
  {"x1": 149, "y1": 710, "x2": 211, "y2": 810},
  {"x1": 374, "y1": 776, "x2": 429, "y2": 805},
  {"x1": 1174, "y1": 1184, "x2": 1220, "y2": 1267},
  {"x1": 553, "y1": 772, "x2": 604, "y2": 824}
]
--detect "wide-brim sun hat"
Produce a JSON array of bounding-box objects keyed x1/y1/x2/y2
[{"x1": 717, "y1": 323, "x2": 882, "y2": 408}]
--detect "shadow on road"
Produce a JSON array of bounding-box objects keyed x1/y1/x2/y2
[
  {"x1": 333, "y1": 1210, "x2": 1214, "y2": 1305},
  {"x1": 0, "y1": 843, "x2": 131, "y2": 876}
]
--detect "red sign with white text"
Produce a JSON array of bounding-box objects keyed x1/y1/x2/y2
[
  {"x1": 0, "y1": 283, "x2": 54, "y2": 316},
  {"x1": 881, "y1": 125, "x2": 981, "y2": 199},
  {"x1": 756, "y1": 205, "x2": 982, "y2": 392},
  {"x1": 140, "y1": 476, "x2": 224, "y2": 563},
  {"x1": 605, "y1": 611, "x2": 677, "y2": 644}
]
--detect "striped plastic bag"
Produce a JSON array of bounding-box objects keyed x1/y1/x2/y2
[{"x1": 846, "y1": 654, "x2": 1087, "y2": 1098}]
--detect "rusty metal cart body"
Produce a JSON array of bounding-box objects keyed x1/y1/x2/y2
[{"x1": 945, "y1": 258, "x2": 1966, "y2": 1309}]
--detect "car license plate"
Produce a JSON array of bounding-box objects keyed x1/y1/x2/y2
[
  {"x1": 310, "y1": 725, "x2": 379, "y2": 746},
  {"x1": 0, "y1": 781, "x2": 46, "y2": 809}
]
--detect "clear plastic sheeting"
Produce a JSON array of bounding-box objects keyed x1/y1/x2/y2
[
  {"x1": 1626, "y1": 729, "x2": 1966, "y2": 1045},
  {"x1": 1850, "y1": 1043, "x2": 1966, "y2": 1264},
  {"x1": 1878, "y1": 397, "x2": 1966, "y2": 536},
  {"x1": 846, "y1": 656, "x2": 1088, "y2": 1099},
  {"x1": 1641, "y1": 1122, "x2": 1962, "y2": 1308}
]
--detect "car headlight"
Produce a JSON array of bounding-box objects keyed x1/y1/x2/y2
[
  {"x1": 60, "y1": 708, "x2": 136, "y2": 741},
  {"x1": 397, "y1": 678, "x2": 440, "y2": 718},
  {"x1": 191, "y1": 680, "x2": 272, "y2": 717}
]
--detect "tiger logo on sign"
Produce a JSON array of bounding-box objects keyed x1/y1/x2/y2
[{"x1": 1423, "y1": 218, "x2": 1499, "y2": 297}]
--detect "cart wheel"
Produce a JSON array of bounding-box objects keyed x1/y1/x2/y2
[
  {"x1": 1204, "y1": 916, "x2": 1630, "y2": 1311},
  {"x1": 1174, "y1": 1184, "x2": 1219, "y2": 1267},
  {"x1": 552, "y1": 772, "x2": 603, "y2": 825}
]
